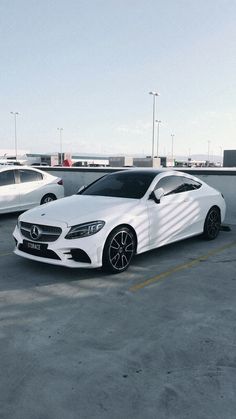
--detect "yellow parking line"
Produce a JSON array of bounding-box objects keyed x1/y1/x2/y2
[{"x1": 130, "y1": 241, "x2": 236, "y2": 292}]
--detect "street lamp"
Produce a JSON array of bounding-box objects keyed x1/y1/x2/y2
[
  {"x1": 57, "y1": 128, "x2": 64, "y2": 165},
  {"x1": 149, "y1": 91, "x2": 160, "y2": 161},
  {"x1": 155, "y1": 120, "x2": 161, "y2": 157},
  {"x1": 171, "y1": 134, "x2": 175, "y2": 165},
  {"x1": 10, "y1": 111, "x2": 19, "y2": 160}
]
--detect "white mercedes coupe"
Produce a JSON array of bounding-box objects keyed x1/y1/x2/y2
[{"x1": 13, "y1": 169, "x2": 226, "y2": 273}]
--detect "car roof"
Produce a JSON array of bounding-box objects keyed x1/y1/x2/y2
[
  {"x1": 110, "y1": 168, "x2": 188, "y2": 177},
  {"x1": 0, "y1": 165, "x2": 45, "y2": 173},
  {"x1": 0, "y1": 163, "x2": 38, "y2": 170},
  {"x1": 109, "y1": 168, "x2": 204, "y2": 186}
]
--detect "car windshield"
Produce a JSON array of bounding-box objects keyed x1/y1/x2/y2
[{"x1": 80, "y1": 171, "x2": 158, "y2": 199}]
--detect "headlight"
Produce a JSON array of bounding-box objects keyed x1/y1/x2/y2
[{"x1": 65, "y1": 221, "x2": 105, "y2": 240}]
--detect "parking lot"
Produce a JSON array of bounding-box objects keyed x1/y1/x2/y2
[{"x1": 1, "y1": 213, "x2": 236, "y2": 419}]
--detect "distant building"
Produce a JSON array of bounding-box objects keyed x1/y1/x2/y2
[
  {"x1": 0, "y1": 149, "x2": 29, "y2": 158},
  {"x1": 223, "y1": 150, "x2": 236, "y2": 167},
  {"x1": 0, "y1": 149, "x2": 29, "y2": 165},
  {"x1": 26, "y1": 153, "x2": 58, "y2": 166},
  {"x1": 109, "y1": 156, "x2": 162, "y2": 168},
  {"x1": 72, "y1": 155, "x2": 109, "y2": 167},
  {"x1": 133, "y1": 157, "x2": 161, "y2": 168},
  {"x1": 109, "y1": 156, "x2": 133, "y2": 167}
]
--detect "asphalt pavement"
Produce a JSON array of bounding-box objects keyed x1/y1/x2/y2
[{"x1": 1, "y1": 213, "x2": 236, "y2": 419}]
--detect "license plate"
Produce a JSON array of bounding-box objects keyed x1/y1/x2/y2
[{"x1": 27, "y1": 242, "x2": 41, "y2": 250}]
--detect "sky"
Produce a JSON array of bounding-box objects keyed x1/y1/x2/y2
[{"x1": 0, "y1": 0, "x2": 236, "y2": 158}]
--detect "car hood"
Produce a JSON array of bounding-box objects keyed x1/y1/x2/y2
[{"x1": 20, "y1": 194, "x2": 141, "y2": 226}]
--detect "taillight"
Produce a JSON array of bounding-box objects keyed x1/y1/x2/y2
[{"x1": 57, "y1": 179, "x2": 63, "y2": 185}]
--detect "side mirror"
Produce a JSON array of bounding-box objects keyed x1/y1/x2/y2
[
  {"x1": 77, "y1": 185, "x2": 86, "y2": 194},
  {"x1": 153, "y1": 187, "x2": 165, "y2": 203}
]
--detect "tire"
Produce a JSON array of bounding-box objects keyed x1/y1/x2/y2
[
  {"x1": 103, "y1": 226, "x2": 136, "y2": 274},
  {"x1": 203, "y1": 207, "x2": 221, "y2": 240},
  {"x1": 40, "y1": 194, "x2": 57, "y2": 205}
]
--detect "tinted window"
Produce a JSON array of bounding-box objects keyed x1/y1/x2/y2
[
  {"x1": 0, "y1": 170, "x2": 15, "y2": 186},
  {"x1": 156, "y1": 175, "x2": 201, "y2": 195},
  {"x1": 19, "y1": 170, "x2": 43, "y2": 183},
  {"x1": 180, "y1": 177, "x2": 201, "y2": 191},
  {"x1": 81, "y1": 171, "x2": 157, "y2": 199},
  {"x1": 155, "y1": 176, "x2": 185, "y2": 195}
]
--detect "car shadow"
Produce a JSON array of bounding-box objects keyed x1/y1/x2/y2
[
  {"x1": 0, "y1": 211, "x2": 233, "y2": 294},
  {"x1": 0, "y1": 234, "x2": 205, "y2": 293}
]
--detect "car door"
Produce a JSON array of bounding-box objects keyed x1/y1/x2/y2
[
  {"x1": 147, "y1": 175, "x2": 202, "y2": 248},
  {"x1": 0, "y1": 169, "x2": 20, "y2": 213},
  {"x1": 17, "y1": 169, "x2": 44, "y2": 209}
]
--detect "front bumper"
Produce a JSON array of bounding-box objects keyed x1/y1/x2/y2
[{"x1": 13, "y1": 225, "x2": 105, "y2": 269}]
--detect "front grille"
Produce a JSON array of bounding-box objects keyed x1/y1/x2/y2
[{"x1": 20, "y1": 222, "x2": 62, "y2": 242}]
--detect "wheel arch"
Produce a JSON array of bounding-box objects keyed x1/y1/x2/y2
[
  {"x1": 103, "y1": 223, "x2": 138, "y2": 254},
  {"x1": 40, "y1": 193, "x2": 57, "y2": 205},
  {"x1": 206, "y1": 204, "x2": 221, "y2": 222}
]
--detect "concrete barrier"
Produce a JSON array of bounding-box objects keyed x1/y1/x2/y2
[
  {"x1": 181, "y1": 168, "x2": 236, "y2": 225},
  {"x1": 42, "y1": 167, "x2": 236, "y2": 224}
]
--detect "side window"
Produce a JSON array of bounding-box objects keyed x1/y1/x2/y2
[
  {"x1": 155, "y1": 175, "x2": 202, "y2": 196},
  {"x1": 0, "y1": 170, "x2": 15, "y2": 186},
  {"x1": 155, "y1": 176, "x2": 186, "y2": 195},
  {"x1": 19, "y1": 170, "x2": 43, "y2": 183},
  {"x1": 180, "y1": 176, "x2": 202, "y2": 191}
]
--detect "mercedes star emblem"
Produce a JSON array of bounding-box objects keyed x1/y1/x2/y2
[{"x1": 30, "y1": 225, "x2": 41, "y2": 241}]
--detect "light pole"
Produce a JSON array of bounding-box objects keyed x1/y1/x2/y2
[
  {"x1": 171, "y1": 134, "x2": 175, "y2": 165},
  {"x1": 149, "y1": 91, "x2": 160, "y2": 162},
  {"x1": 155, "y1": 120, "x2": 161, "y2": 158},
  {"x1": 57, "y1": 128, "x2": 64, "y2": 165},
  {"x1": 10, "y1": 111, "x2": 19, "y2": 160},
  {"x1": 219, "y1": 146, "x2": 223, "y2": 166},
  {"x1": 207, "y1": 140, "x2": 211, "y2": 165}
]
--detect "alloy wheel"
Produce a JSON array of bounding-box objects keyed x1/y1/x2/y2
[
  {"x1": 103, "y1": 227, "x2": 136, "y2": 273},
  {"x1": 204, "y1": 208, "x2": 221, "y2": 240}
]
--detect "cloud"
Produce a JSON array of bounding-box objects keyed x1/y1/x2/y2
[
  {"x1": 116, "y1": 120, "x2": 152, "y2": 136},
  {"x1": 190, "y1": 110, "x2": 236, "y2": 125}
]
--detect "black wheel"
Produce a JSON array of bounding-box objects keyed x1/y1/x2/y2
[
  {"x1": 203, "y1": 207, "x2": 221, "y2": 240},
  {"x1": 40, "y1": 194, "x2": 56, "y2": 205},
  {"x1": 103, "y1": 226, "x2": 136, "y2": 274}
]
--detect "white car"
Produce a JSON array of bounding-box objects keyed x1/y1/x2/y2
[
  {"x1": 13, "y1": 169, "x2": 226, "y2": 273},
  {"x1": 0, "y1": 166, "x2": 64, "y2": 214}
]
